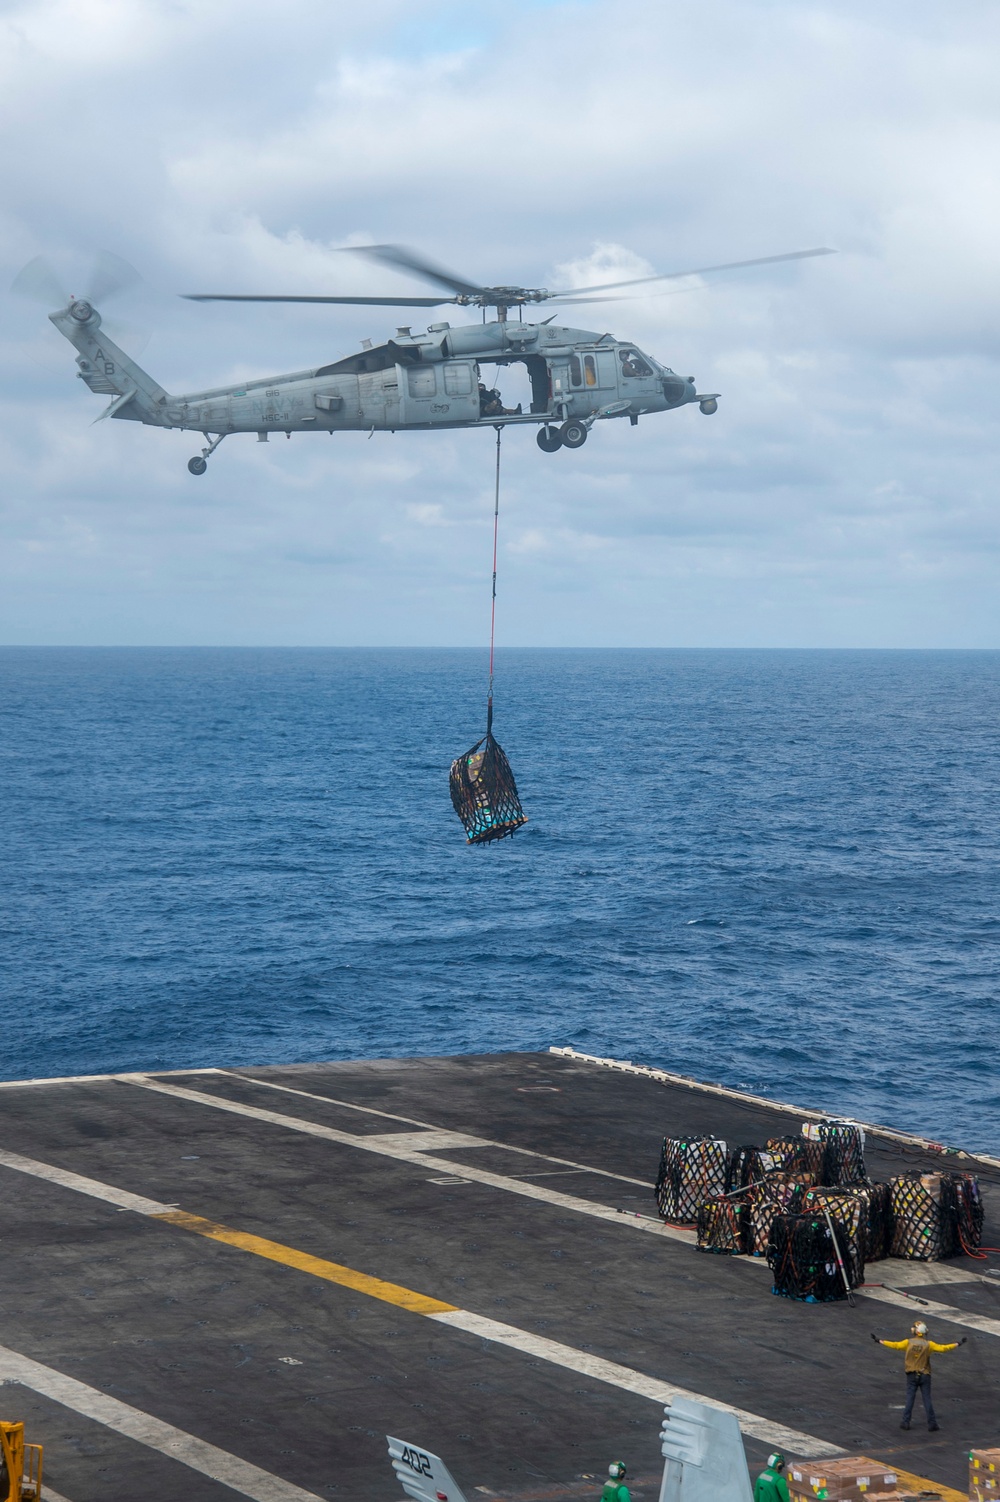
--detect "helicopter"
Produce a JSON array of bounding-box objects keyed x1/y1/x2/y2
[{"x1": 26, "y1": 242, "x2": 832, "y2": 474}]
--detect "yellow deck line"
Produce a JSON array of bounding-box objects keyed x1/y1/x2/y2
[
  {"x1": 889, "y1": 1463, "x2": 967, "y2": 1502},
  {"x1": 153, "y1": 1210, "x2": 458, "y2": 1315}
]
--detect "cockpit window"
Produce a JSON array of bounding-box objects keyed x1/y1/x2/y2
[{"x1": 619, "y1": 349, "x2": 653, "y2": 378}]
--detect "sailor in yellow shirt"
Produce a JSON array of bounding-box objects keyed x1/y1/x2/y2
[{"x1": 872, "y1": 1321, "x2": 966, "y2": 1431}]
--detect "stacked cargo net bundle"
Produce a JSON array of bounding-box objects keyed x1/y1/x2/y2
[
  {"x1": 861, "y1": 1181, "x2": 893, "y2": 1263},
  {"x1": 696, "y1": 1196, "x2": 745, "y2": 1255},
  {"x1": 766, "y1": 1136, "x2": 825, "y2": 1184},
  {"x1": 802, "y1": 1188, "x2": 866, "y2": 1286},
  {"x1": 726, "y1": 1145, "x2": 768, "y2": 1194},
  {"x1": 768, "y1": 1212, "x2": 852, "y2": 1302},
  {"x1": 655, "y1": 1136, "x2": 728, "y2": 1223},
  {"x1": 890, "y1": 1171, "x2": 982, "y2": 1260},
  {"x1": 746, "y1": 1175, "x2": 811, "y2": 1257},
  {"x1": 815, "y1": 1122, "x2": 867, "y2": 1186}
]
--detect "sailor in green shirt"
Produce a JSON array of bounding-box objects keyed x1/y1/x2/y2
[
  {"x1": 754, "y1": 1452, "x2": 790, "y2": 1502},
  {"x1": 601, "y1": 1462, "x2": 630, "y2": 1502}
]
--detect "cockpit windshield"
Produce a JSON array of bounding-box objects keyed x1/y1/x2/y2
[{"x1": 618, "y1": 348, "x2": 654, "y2": 378}]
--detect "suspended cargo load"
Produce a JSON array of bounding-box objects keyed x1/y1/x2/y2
[{"x1": 450, "y1": 729, "x2": 527, "y2": 844}]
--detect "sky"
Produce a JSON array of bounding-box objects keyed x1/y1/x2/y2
[{"x1": 2, "y1": 0, "x2": 999, "y2": 647}]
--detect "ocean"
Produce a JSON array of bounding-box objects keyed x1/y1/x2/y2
[{"x1": 2, "y1": 647, "x2": 998, "y2": 1153}]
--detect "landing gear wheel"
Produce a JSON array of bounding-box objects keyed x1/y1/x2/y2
[
  {"x1": 560, "y1": 418, "x2": 588, "y2": 449},
  {"x1": 536, "y1": 426, "x2": 563, "y2": 453},
  {"x1": 188, "y1": 456, "x2": 208, "y2": 475}
]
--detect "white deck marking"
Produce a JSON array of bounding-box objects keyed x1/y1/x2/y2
[
  {"x1": 857, "y1": 1283, "x2": 1000, "y2": 1336},
  {"x1": 0, "y1": 1147, "x2": 175, "y2": 1216},
  {"x1": 429, "y1": 1310, "x2": 842, "y2": 1455},
  {"x1": 362, "y1": 1131, "x2": 490, "y2": 1152},
  {"x1": 0, "y1": 1152, "x2": 843, "y2": 1460},
  {"x1": 0, "y1": 1344, "x2": 323, "y2": 1501},
  {"x1": 213, "y1": 1071, "x2": 650, "y2": 1186},
  {"x1": 119, "y1": 1076, "x2": 693, "y2": 1242}
]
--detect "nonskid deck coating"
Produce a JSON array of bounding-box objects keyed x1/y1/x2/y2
[{"x1": 0, "y1": 1051, "x2": 997, "y2": 1502}]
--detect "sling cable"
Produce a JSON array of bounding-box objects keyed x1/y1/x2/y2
[{"x1": 449, "y1": 425, "x2": 528, "y2": 844}]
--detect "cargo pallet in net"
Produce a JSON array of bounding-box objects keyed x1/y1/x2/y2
[
  {"x1": 450, "y1": 729, "x2": 527, "y2": 844},
  {"x1": 769, "y1": 1212, "x2": 858, "y2": 1302},
  {"x1": 890, "y1": 1170, "x2": 984, "y2": 1260},
  {"x1": 655, "y1": 1137, "x2": 728, "y2": 1223}
]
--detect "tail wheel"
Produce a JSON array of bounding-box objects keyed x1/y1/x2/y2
[
  {"x1": 536, "y1": 425, "x2": 563, "y2": 453},
  {"x1": 560, "y1": 419, "x2": 588, "y2": 449},
  {"x1": 187, "y1": 456, "x2": 208, "y2": 475}
]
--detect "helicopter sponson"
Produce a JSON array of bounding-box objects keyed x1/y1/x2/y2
[{"x1": 48, "y1": 299, "x2": 719, "y2": 475}]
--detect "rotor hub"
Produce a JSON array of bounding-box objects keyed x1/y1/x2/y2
[{"x1": 69, "y1": 299, "x2": 94, "y2": 322}]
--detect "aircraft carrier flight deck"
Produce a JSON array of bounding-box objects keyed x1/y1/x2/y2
[{"x1": 1, "y1": 1050, "x2": 997, "y2": 1502}]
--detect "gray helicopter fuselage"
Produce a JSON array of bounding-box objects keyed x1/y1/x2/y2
[{"x1": 51, "y1": 303, "x2": 710, "y2": 444}]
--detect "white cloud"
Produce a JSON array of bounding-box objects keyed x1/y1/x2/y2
[{"x1": 1, "y1": 0, "x2": 1000, "y2": 644}]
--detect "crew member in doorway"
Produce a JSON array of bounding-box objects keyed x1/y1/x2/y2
[
  {"x1": 478, "y1": 382, "x2": 522, "y2": 418},
  {"x1": 872, "y1": 1322, "x2": 965, "y2": 1431},
  {"x1": 754, "y1": 1453, "x2": 790, "y2": 1502},
  {"x1": 600, "y1": 1462, "x2": 629, "y2": 1502}
]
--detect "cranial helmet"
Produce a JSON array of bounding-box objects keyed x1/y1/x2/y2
[
  {"x1": 609, "y1": 1463, "x2": 627, "y2": 1480},
  {"x1": 912, "y1": 1321, "x2": 928, "y2": 1337},
  {"x1": 768, "y1": 1455, "x2": 786, "y2": 1473}
]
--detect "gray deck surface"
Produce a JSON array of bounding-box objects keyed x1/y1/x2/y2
[{"x1": 0, "y1": 1051, "x2": 997, "y2": 1502}]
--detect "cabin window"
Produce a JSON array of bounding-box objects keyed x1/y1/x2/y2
[
  {"x1": 619, "y1": 349, "x2": 653, "y2": 378},
  {"x1": 584, "y1": 354, "x2": 598, "y2": 387},
  {"x1": 444, "y1": 362, "x2": 473, "y2": 397},
  {"x1": 408, "y1": 367, "x2": 437, "y2": 398},
  {"x1": 569, "y1": 355, "x2": 582, "y2": 386}
]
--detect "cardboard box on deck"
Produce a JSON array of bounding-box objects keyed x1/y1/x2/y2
[
  {"x1": 970, "y1": 1449, "x2": 1000, "y2": 1502},
  {"x1": 788, "y1": 1457, "x2": 899, "y2": 1502}
]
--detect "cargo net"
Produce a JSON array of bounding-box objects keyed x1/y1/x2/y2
[
  {"x1": 449, "y1": 732, "x2": 527, "y2": 845},
  {"x1": 863, "y1": 1181, "x2": 893, "y2": 1263},
  {"x1": 726, "y1": 1145, "x2": 768, "y2": 1194},
  {"x1": 768, "y1": 1212, "x2": 852, "y2": 1302},
  {"x1": 655, "y1": 1137, "x2": 728, "y2": 1223},
  {"x1": 802, "y1": 1188, "x2": 866, "y2": 1286},
  {"x1": 746, "y1": 1175, "x2": 810, "y2": 1257},
  {"x1": 817, "y1": 1122, "x2": 867, "y2": 1186},
  {"x1": 890, "y1": 1171, "x2": 984, "y2": 1260},
  {"x1": 696, "y1": 1196, "x2": 744, "y2": 1255},
  {"x1": 766, "y1": 1137, "x2": 826, "y2": 1184}
]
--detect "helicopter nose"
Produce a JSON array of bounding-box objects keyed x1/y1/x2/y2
[{"x1": 661, "y1": 374, "x2": 691, "y2": 407}]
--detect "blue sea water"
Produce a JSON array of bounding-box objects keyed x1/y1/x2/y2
[{"x1": 2, "y1": 648, "x2": 998, "y2": 1152}]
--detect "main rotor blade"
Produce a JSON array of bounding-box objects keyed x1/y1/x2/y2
[
  {"x1": 340, "y1": 243, "x2": 485, "y2": 298},
  {"x1": 183, "y1": 293, "x2": 456, "y2": 306},
  {"x1": 11, "y1": 255, "x2": 69, "y2": 307},
  {"x1": 546, "y1": 247, "x2": 835, "y2": 299}
]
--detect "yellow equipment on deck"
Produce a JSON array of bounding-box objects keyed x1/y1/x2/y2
[{"x1": 1, "y1": 1421, "x2": 43, "y2": 1502}]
